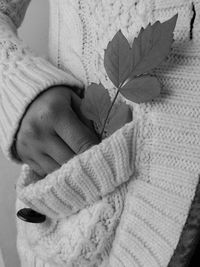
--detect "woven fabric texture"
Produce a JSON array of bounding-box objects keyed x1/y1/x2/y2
[{"x1": 0, "y1": 0, "x2": 199, "y2": 266}]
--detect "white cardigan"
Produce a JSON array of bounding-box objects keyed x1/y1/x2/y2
[{"x1": 0, "y1": 0, "x2": 199, "y2": 266}]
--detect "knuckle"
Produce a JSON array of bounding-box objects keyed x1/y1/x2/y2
[
  {"x1": 38, "y1": 105, "x2": 56, "y2": 122},
  {"x1": 16, "y1": 129, "x2": 42, "y2": 161},
  {"x1": 38, "y1": 102, "x2": 65, "y2": 123},
  {"x1": 19, "y1": 123, "x2": 40, "y2": 140}
]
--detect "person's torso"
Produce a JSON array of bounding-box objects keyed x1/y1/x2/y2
[{"x1": 48, "y1": 0, "x2": 152, "y2": 93}]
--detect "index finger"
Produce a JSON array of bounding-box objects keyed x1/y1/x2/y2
[{"x1": 54, "y1": 107, "x2": 100, "y2": 155}]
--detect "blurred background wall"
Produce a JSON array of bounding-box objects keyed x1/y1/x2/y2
[{"x1": 0, "y1": 1, "x2": 49, "y2": 266}]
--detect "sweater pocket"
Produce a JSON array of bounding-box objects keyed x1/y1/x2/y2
[{"x1": 19, "y1": 183, "x2": 127, "y2": 267}]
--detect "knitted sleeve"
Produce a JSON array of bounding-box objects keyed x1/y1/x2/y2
[
  {"x1": 0, "y1": 0, "x2": 83, "y2": 161},
  {"x1": 16, "y1": 117, "x2": 139, "y2": 219}
]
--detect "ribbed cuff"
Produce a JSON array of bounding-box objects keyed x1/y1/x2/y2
[
  {"x1": 0, "y1": 56, "x2": 84, "y2": 162},
  {"x1": 16, "y1": 119, "x2": 138, "y2": 219}
]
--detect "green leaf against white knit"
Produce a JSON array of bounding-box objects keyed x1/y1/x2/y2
[
  {"x1": 105, "y1": 102, "x2": 132, "y2": 137},
  {"x1": 120, "y1": 75, "x2": 161, "y2": 103},
  {"x1": 104, "y1": 30, "x2": 132, "y2": 88},
  {"x1": 130, "y1": 14, "x2": 178, "y2": 77},
  {"x1": 80, "y1": 83, "x2": 111, "y2": 130}
]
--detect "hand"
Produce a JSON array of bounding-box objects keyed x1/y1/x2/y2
[{"x1": 15, "y1": 86, "x2": 100, "y2": 178}]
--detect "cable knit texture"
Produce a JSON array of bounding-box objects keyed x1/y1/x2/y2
[
  {"x1": 16, "y1": 118, "x2": 137, "y2": 266},
  {"x1": 0, "y1": 0, "x2": 198, "y2": 266},
  {"x1": 0, "y1": 0, "x2": 84, "y2": 161}
]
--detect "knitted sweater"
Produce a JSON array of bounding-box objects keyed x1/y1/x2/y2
[{"x1": 0, "y1": 0, "x2": 200, "y2": 266}]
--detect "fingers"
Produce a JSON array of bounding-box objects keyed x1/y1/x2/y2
[
  {"x1": 25, "y1": 159, "x2": 46, "y2": 178},
  {"x1": 71, "y1": 92, "x2": 94, "y2": 130},
  {"x1": 25, "y1": 153, "x2": 60, "y2": 177},
  {"x1": 24, "y1": 132, "x2": 75, "y2": 176},
  {"x1": 15, "y1": 86, "x2": 100, "y2": 176},
  {"x1": 17, "y1": 127, "x2": 77, "y2": 176},
  {"x1": 55, "y1": 107, "x2": 100, "y2": 155},
  {"x1": 45, "y1": 133, "x2": 75, "y2": 165},
  {"x1": 38, "y1": 153, "x2": 60, "y2": 175}
]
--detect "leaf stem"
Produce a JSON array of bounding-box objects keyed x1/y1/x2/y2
[{"x1": 100, "y1": 89, "x2": 120, "y2": 139}]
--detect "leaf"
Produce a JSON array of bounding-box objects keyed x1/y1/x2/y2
[
  {"x1": 105, "y1": 102, "x2": 132, "y2": 137},
  {"x1": 120, "y1": 75, "x2": 161, "y2": 103},
  {"x1": 80, "y1": 15, "x2": 177, "y2": 138},
  {"x1": 80, "y1": 82, "x2": 132, "y2": 139},
  {"x1": 131, "y1": 14, "x2": 178, "y2": 77},
  {"x1": 104, "y1": 30, "x2": 132, "y2": 88},
  {"x1": 80, "y1": 83, "x2": 111, "y2": 130}
]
